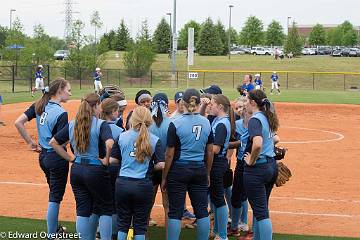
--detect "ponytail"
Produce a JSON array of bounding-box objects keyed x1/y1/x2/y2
[
  {"x1": 153, "y1": 104, "x2": 164, "y2": 127},
  {"x1": 131, "y1": 106, "x2": 153, "y2": 163},
  {"x1": 213, "y1": 94, "x2": 235, "y2": 139},
  {"x1": 185, "y1": 96, "x2": 197, "y2": 113},
  {"x1": 74, "y1": 93, "x2": 100, "y2": 153},
  {"x1": 35, "y1": 77, "x2": 68, "y2": 115}
]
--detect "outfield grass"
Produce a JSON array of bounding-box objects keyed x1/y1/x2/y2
[
  {"x1": 0, "y1": 216, "x2": 357, "y2": 240},
  {"x1": 1, "y1": 88, "x2": 360, "y2": 105}
]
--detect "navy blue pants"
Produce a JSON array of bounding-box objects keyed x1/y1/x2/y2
[
  {"x1": 115, "y1": 177, "x2": 153, "y2": 235},
  {"x1": 70, "y1": 163, "x2": 113, "y2": 217},
  {"x1": 231, "y1": 160, "x2": 247, "y2": 208},
  {"x1": 39, "y1": 151, "x2": 69, "y2": 203},
  {"x1": 209, "y1": 157, "x2": 227, "y2": 208},
  {"x1": 167, "y1": 163, "x2": 208, "y2": 220},
  {"x1": 243, "y1": 159, "x2": 278, "y2": 221},
  {"x1": 109, "y1": 165, "x2": 120, "y2": 214}
]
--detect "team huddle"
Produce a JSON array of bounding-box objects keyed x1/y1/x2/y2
[{"x1": 15, "y1": 76, "x2": 286, "y2": 240}]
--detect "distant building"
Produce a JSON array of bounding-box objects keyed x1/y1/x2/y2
[{"x1": 288, "y1": 24, "x2": 360, "y2": 38}]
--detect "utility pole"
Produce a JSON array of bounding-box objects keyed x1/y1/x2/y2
[
  {"x1": 228, "y1": 5, "x2": 234, "y2": 60},
  {"x1": 171, "y1": 0, "x2": 177, "y2": 82},
  {"x1": 9, "y1": 9, "x2": 16, "y2": 31},
  {"x1": 167, "y1": 12, "x2": 172, "y2": 59}
]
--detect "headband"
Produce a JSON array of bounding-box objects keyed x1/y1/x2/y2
[
  {"x1": 117, "y1": 100, "x2": 127, "y2": 107},
  {"x1": 137, "y1": 94, "x2": 152, "y2": 104}
]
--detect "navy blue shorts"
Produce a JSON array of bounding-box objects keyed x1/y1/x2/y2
[
  {"x1": 39, "y1": 151, "x2": 69, "y2": 203},
  {"x1": 167, "y1": 163, "x2": 208, "y2": 220},
  {"x1": 115, "y1": 177, "x2": 153, "y2": 235},
  {"x1": 209, "y1": 157, "x2": 227, "y2": 208},
  {"x1": 244, "y1": 159, "x2": 277, "y2": 221},
  {"x1": 231, "y1": 160, "x2": 247, "y2": 208},
  {"x1": 70, "y1": 163, "x2": 113, "y2": 217}
]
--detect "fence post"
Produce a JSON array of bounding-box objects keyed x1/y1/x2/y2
[
  {"x1": 232, "y1": 72, "x2": 235, "y2": 89},
  {"x1": 118, "y1": 70, "x2": 121, "y2": 86},
  {"x1": 312, "y1": 73, "x2": 315, "y2": 90},
  {"x1": 176, "y1": 71, "x2": 179, "y2": 88},
  {"x1": 203, "y1": 72, "x2": 206, "y2": 88},
  {"x1": 150, "y1": 70, "x2": 153, "y2": 88},
  {"x1": 343, "y1": 74, "x2": 346, "y2": 91},
  {"x1": 29, "y1": 66, "x2": 33, "y2": 92},
  {"x1": 107, "y1": 69, "x2": 109, "y2": 84},
  {"x1": 64, "y1": 68, "x2": 67, "y2": 80},
  {"x1": 12, "y1": 65, "x2": 15, "y2": 93},
  {"x1": 79, "y1": 68, "x2": 82, "y2": 90},
  {"x1": 286, "y1": 72, "x2": 289, "y2": 89},
  {"x1": 47, "y1": 65, "x2": 50, "y2": 85}
]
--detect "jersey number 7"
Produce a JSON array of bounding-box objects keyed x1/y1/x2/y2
[{"x1": 192, "y1": 125, "x2": 202, "y2": 141}]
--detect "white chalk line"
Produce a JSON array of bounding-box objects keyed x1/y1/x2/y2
[
  {"x1": 280, "y1": 126, "x2": 344, "y2": 144},
  {"x1": 0, "y1": 181, "x2": 47, "y2": 186}
]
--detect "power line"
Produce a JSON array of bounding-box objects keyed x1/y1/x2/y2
[{"x1": 63, "y1": 0, "x2": 78, "y2": 42}]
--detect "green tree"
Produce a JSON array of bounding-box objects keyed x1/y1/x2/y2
[
  {"x1": 308, "y1": 24, "x2": 326, "y2": 46},
  {"x1": 178, "y1": 20, "x2": 200, "y2": 50},
  {"x1": 327, "y1": 28, "x2": 342, "y2": 46},
  {"x1": 265, "y1": 20, "x2": 285, "y2": 46},
  {"x1": 226, "y1": 27, "x2": 238, "y2": 47},
  {"x1": 0, "y1": 26, "x2": 8, "y2": 49},
  {"x1": 339, "y1": 21, "x2": 358, "y2": 46},
  {"x1": 196, "y1": 18, "x2": 223, "y2": 56},
  {"x1": 215, "y1": 20, "x2": 227, "y2": 55},
  {"x1": 90, "y1": 11, "x2": 103, "y2": 64},
  {"x1": 284, "y1": 22, "x2": 303, "y2": 56},
  {"x1": 28, "y1": 24, "x2": 54, "y2": 65},
  {"x1": 152, "y1": 18, "x2": 171, "y2": 53},
  {"x1": 138, "y1": 20, "x2": 151, "y2": 43},
  {"x1": 114, "y1": 19, "x2": 131, "y2": 51},
  {"x1": 239, "y1": 16, "x2": 264, "y2": 47},
  {"x1": 123, "y1": 39, "x2": 156, "y2": 77}
]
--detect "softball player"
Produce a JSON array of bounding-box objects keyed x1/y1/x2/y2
[
  {"x1": 161, "y1": 88, "x2": 214, "y2": 240},
  {"x1": 94, "y1": 67, "x2": 103, "y2": 93},
  {"x1": 50, "y1": 93, "x2": 114, "y2": 240},
  {"x1": 243, "y1": 89, "x2": 279, "y2": 240},
  {"x1": 254, "y1": 74, "x2": 263, "y2": 90},
  {"x1": 228, "y1": 98, "x2": 252, "y2": 237},
  {"x1": 170, "y1": 91, "x2": 184, "y2": 119},
  {"x1": 32, "y1": 65, "x2": 45, "y2": 97},
  {"x1": 100, "y1": 98, "x2": 124, "y2": 239},
  {"x1": 270, "y1": 72, "x2": 280, "y2": 95},
  {"x1": 14, "y1": 78, "x2": 71, "y2": 236},
  {"x1": 110, "y1": 106, "x2": 165, "y2": 240},
  {"x1": 125, "y1": 89, "x2": 152, "y2": 130},
  {"x1": 209, "y1": 94, "x2": 235, "y2": 240},
  {"x1": 237, "y1": 75, "x2": 255, "y2": 97}
]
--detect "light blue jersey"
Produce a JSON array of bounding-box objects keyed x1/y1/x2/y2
[
  {"x1": 211, "y1": 116, "x2": 231, "y2": 157},
  {"x1": 118, "y1": 130, "x2": 160, "y2": 179},
  {"x1": 235, "y1": 119, "x2": 249, "y2": 160},
  {"x1": 108, "y1": 121, "x2": 124, "y2": 139},
  {"x1": 251, "y1": 112, "x2": 275, "y2": 159},
  {"x1": 36, "y1": 101, "x2": 66, "y2": 150},
  {"x1": 149, "y1": 115, "x2": 171, "y2": 154}
]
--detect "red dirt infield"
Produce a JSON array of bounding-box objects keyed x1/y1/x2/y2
[{"x1": 0, "y1": 100, "x2": 359, "y2": 237}]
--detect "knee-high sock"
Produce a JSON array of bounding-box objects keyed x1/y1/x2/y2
[
  {"x1": 134, "y1": 235, "x2": 145, "y2": 240},
  {"x1": 230, "y1": 207, "x2": 241, "y2": 230},
  {"x1": 216, "y1": 206, "x2": 228, "y2": 239},
  {"x1": 252, "y1": 216, "x2": 260, "y2": 240},
  {"x1": 117, "y1": 231, "x2": 127, "y2": 240},
  {"x1": 258, "y1": 218, "x2": 272, "y2": 240},
  {"x1": 197, "y1": 217, "x2": 210, "y2": 240},
  {"x1": 240, "y1": 201, "x2": 248, "y2": 224},
  {"x1": 224, "y1": 187, "x2": 232, "y2": 217},
  {"x1": 112, "y1": 214, "x2": 118, "y2": 236},
  {"x1": 99, "y1": 215, "x2": 112, "y2": 240},
  {"x1": 167, "y1": 219, "x2": 181, "y2": 240},
  {"x1": 76, "y1": 216, "x2": 90, "y2": 240},
  {"x1": 89, "y1": 214, "x2": 99, "y2": 240},
  {"x1": 47, "y1": 202, "x2": 60, "y2": 234}
]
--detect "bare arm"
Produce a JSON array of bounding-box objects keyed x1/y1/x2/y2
[
  {"x1": 49, "y1": 137, "x2": 74, "y2": 162},
  {"x1": 154, "y1": 162, "x2": 165, "y2": 171},
  {"x1": 110, "y1": 157, "x2": 119, "y2": 165},
  {"x1": 205, "y1": 143, "x2": 214, "y2": 175},
  {"x1": 199, "y1": 98, "x2": 210, "y2": 116},
  {"x1": 213, "y1": 145, "x2": 221, "y2": 155},
  {"x1": 161, "y1": 147, "x2": 175, "y2": 192},
  {"x1": 228, "y1": 140, "x2": 241, "y2": 149},
  {"x1": 101, "y1": 139, "x2": 114, "y2": 166},
  {"x1": 244, "y1": 136, "x2": 263, "y2": 166},
  {"x1": 14, "y1": 113, "x2": 41, "y2": 152},
  {"x1": 273, "y1": 134, "x2": 280, "y2": 145}
]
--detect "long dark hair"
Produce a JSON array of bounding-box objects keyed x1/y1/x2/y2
[
  {"x1": 35, "y1": 78, "x2": 68, "y2": 115},
  {"x1": 74, "y1": 93, "x2": 100, "y2": 153},
  {"x1": 248, "y1": 89, "x2": 279, "y2": 132},
  {"x1": 212, "y1": 94, "x2": 235, "y2": 140}
]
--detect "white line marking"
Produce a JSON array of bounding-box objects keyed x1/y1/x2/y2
[
  {"x1": 280, "y1": 126, "x2": 344, "y2": 144},
  {"x1": 0, "y1": 181, "x2": 47, "y2": 186}
]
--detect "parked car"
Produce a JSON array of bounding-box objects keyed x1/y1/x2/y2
[
  {"x1": 54, "y1": 50, "x2": 70, "y2": 60},
  {"x1": 230, "y1": 47, "x2": 245, "y2": 55},
  {"x1": 317, "y1": 47, "x2": 332, "y2": 55},
  {"x1": 341, "y1": 48, "x2": 350, "y2": 57},
  {"x1": 349, "y1": 48, "x2": 359, "y2": 57},
  {"x1": 302, "y1": 48, "x2": 316, "y2": 55},
  {"x1": 251, "y1": 47, "x2": 271, "y2": 55},
  {"x1": 331, "y1": 49, "x2": 342, "y2": 57}
]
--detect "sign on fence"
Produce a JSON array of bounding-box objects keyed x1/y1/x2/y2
[
  {"x1": 188, "y1": 72, "x2": 198, "y2": 79},
  {"x1": 187, "y1": 28, "x2": 194, "y2": 66}
]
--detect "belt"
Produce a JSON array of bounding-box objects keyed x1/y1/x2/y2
[
  {"x1": 174, "y1": 161, "x2": 205, "y2": 166},
  {"x1": 74, "y1": 157, "x2": 102, "y2": 166},
  {"x1": 255, "y1": 156, "x2": 275, "y2": 165}
]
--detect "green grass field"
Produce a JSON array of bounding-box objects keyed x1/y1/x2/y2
[{"x1": 0, "y1": 216, "x2": 357, "y2": 240}]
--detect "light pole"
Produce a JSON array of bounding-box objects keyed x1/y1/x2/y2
[
  {"x1": 10, "y1": 9, "x2": 16, "y2": 31},
  {"x1": 171, "y1": 0, "x2": 177, "y2": 80},
  {"x1": 228, "y1": 5, "x2": 234, "y2": 60},
  {"x1": 167, "y1": 12, "x2": 172, "y2": 59},
  {"x1": 287, "y1": 16, "x2": 291, "y2": 35}
]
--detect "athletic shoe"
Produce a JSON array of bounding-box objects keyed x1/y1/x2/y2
[
  {"x1": 183, "y1": 209, "x2": 196, "y2": 220},
  {"x1": 227, "y1": 217, "x2": 232, "y2": 224},
  {"x1": 214, "y1": 235, "x2": 228, "y2": 240},
  {"x1": 96, "y1": 231, "x2": 101, "y2": 239},
  {"x1": 149, "y1": 219, "x2": 157, "y2": 226},
  {"x1": 184, "y1": 219, "x2": 197, "y2": 229},
  {"x1": 111, "y1": 234, "x2": 117, "y2": 240},
  {"x1": 56, "y1": 225, "x2": 67, "y2": 233},
  {"x1": 238, "y1": 222, "x2": 249, "y2": 232},
  {"x1": 227, "y1": 226, "x2": 240, "y2": 237}
]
